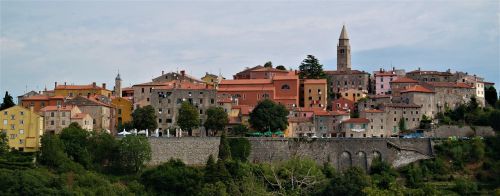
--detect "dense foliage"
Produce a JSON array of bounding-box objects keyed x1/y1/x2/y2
[
  {"x1": 298, "y1": 55, "x2": 326, "y2": 79},
  {"x1": 0, "y1": 91, "x2": 15, "y2": 110},
  {"x1": 249, "y1": 99, "x2": 289, "y2": 132},
  {"x1": 204, "y1": 106, "x2": 229, "y2": 136},
  {"x1": 132, "y1": 105, "x2": 158, "y2": 132},
  {"x1": 176, "y1": 101, "x2": 200, "y2": 136}
]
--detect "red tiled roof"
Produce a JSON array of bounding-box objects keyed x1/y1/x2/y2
[
  {"x1": 343, "y1": 118, "x2": 370, "y2": 123},
  {"x1": 232, "y1": 105, "x2": 253, "y2": 115},
  {"x1": 401, "y1": 85, "x2": 434, "y2": 93},
  {"x1": 155, "y1": 81, "x2": 213, "y2": 90},
  {"x1": 219, "y1": 79, "x2": 272, "y2": 85},
  {"x1": 331, "y1": 110, "x2": 349, "y2": 115},
  {"x1": 407, "y1": 70, "x2": 453, "y2": 76},
  {"x1": 218, "y1": 86, "x2": 275, "y2": 92},
  {"x1": 22, "y1": 95, "x2": 49, "y2": 101},
  {"x1": 228, "y1": 117, "x2": 242, "y2": 124},
  {"x1": 55, "y1": 84, "x2": 108, "y2": 90},
  {"x1": 303, "y1": 79, "x2": 327, "y2": 84},
  {"x1": 273, "y1": 75, "x2": 298, "y2": 80},
  {"x1": 426, "y1": 82, "x2": 473, "y2": 88},
  {"x1": 40, "y1": 105, "x2": 73, "y2": 112},
  {"x1": 390, "y1": 77, "x2": 418, "y2": 83}
]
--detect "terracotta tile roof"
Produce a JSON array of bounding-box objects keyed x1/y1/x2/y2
[
  {"x1": 218, "y1": 86, "x2": 275, "y2": 91},
  {"x1": 133, "y1": 81, "x2": 171, "y2": 86},
  {"x1": 383, "y1": 103, "x2": 421, "y2": 108},
  {"x1": 325, "y1": 69, "x2": 368, "y2": 75},
  {"x1": 363, "y1": 109, "x2": 384, "y2": 113},
  {"x1": 219, "y1": 79, "x2": 272, "y2": 85},
  {"x1": 331, "y1": 110, "x2": 349, "y2": 115},
  {"x1": 122, "y1": 87, "x2": 134, "y2": 91},
  {"x1": 232, "y1": 105, "x2": 253, "y2": 115},
  {"x1": 273, "y1": 75, "x2": 298, "y2": 80},
  {"x1": 343, "y1": 118, "x2": 370, "y2": 124},
  {"x1": 51, "y1": 95, "x2": 65, "y2": 99},
  {"x1": 40, "y1": 105, "x2": 73, "y2": 112},
  {"x1": 374, "y1": 72, "x2": 397, "y2": 76},
  {"x1": 228, "y1": 117, "x2": 242, "y2": 124},
  {"x1": 407, "y1": 70, "x2": 453, "y2": 76},
  {"x1": 303, "y1": 79, "x2": 327, "y2": 84},
  {"x1": 55, "y1": 84, "x2": 108, "y2": 90},
  {"x1": 426, "y1": 82, "x2": 473, "y2": 88},
  {"x1": 367, "y1": 94, "x2": 391, "y2": 99},
  {"x1": 252, "y1": 67, "x2": 289, "y2": 72},
  {"x1": 155, "y1": 81, "x2": 213, "y2": 90},
  {"x1": 22, "y1": 95, "x2": 50, "y2": 101},
  {"x1": 390, "y1": 77, "x2": 418, "y2": 83},
  {"x1": 332, "y1": 97, "x2": 355, "y2": 104},
  {"x1": 401, "y1": 85, "x2": 434, "y2": 93},
  {"x1": 71, "y1": 113, "x2": 88, "y2": 119}
]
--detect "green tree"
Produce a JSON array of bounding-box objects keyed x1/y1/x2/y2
[
  {"x1": 132, "y1": 105, "x2": 157, "y2": 132},
  {"x1": 118, "y1": 135, "x2": 151, "y2": 173},
  {"x1": 419, "y1": 115, "x2": 432, "y2": 129},
  {"x1": 0, "y1": 91, "x2": 15, "y2": 110},
  {"x1": 141, "y1": 159, "x2": 202, "y2": 196},
  {"x1": 398, "y1": 117, "x2": 406, "y2": 132},
  {"x1": 370, "y1": 158, "x2": 398, "y2": 189},
  {"x1": 485, "y1": 86, "x2": 498, "y2": 107},
  {"x1": 453, "y1": 178, "x2": 478, "y2": 195},
  {"x1": 88, "y1": 131, "x2": 118, "y2": 171},
  {"x1": 275, "y1": 65, "x2": 286, "y2": 70},
  {"x1": 263, "y1": 61, "x2": 273, "y2": 68},
  {"x1": 204, "y1": 107, "x2": 229, "y2": 136},
  {"x1": 490, "y1": 110, "x2": 500, "y2": 132},
  {"x1": 177, "y1": 101, "x2": 200, "y2": 136},
  {"x1": 320, "y1": 167, "x2": 370, "y2": 196},
  {"x1": 249, "y1": 99, "x2": 288, "y2": 132},
  {"x1": 228, "y1": 138, "x2": 251, "y2": 162},
  {"x1": 59, "y1": 123, "x2": 92, "y2": 168},
  {"x1": 230, "y1": 124, "x2": 249, "y2": 136},
  {"x1": 298, "y1": 55, "x2": 326, "y2": 79},
  {"x1": 0, "y1": 132, "x2": 8, "y2": 155},
  {"x1": 39, "y1": 134, "x2": 71, "y2": 169},
  {"x1": 204, "y1": 155, "x2": 217, "y2": 183},
  {"x1": 218, "y1": 133, "x2": 231, "y2": 161}
]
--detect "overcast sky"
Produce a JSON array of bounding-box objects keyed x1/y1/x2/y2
[{"x1": 1, "y1": 0, "x2": 498, "y2": 99}]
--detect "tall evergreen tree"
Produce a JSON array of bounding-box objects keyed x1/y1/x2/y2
[
  {"x1": 298, "y1": 55, "x2": 326, "y2": 79},
  {"x1": 218, "y1": 133, "x2": 231, "y2": 161},
  {"x1": 485, "y1": 86, "x2": 498, "y2": 107},
  {"x1": 0, "y1": 91, "x2": 15, "y2": 110}
]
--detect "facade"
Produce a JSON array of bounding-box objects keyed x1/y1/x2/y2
[
  {"x1": 357, "y1": 95, "x2": 391, "y2": 112},
  {"x1": 218, "y1": 75, "x2": 300, "y2": 108},
  {"x1": 400, "y1": 85, "x2": 436, "y2": 117},
  {"x1": 339, "y1": 118, "x2": 370, "y2": 138},
  {"x1": 233, "y1": 65, "x2": 263, "y2": 79},
  {"x1": 0, "y1": 106, "x2": 43, "y2": 152},
  {"x1": 339, "y1": 88, "x2": 368, "y2": 102},
  {"x1": 20, "y1": 95, "x2": 65, "y2": 113},
  {"x1": 40, "y1": 105, "x2": 93, "y2": 134},
  {"x1": 380, "y1": 103, "x2": 422, "y2": 135},
  {"x1": 111, "y1": 97, "x2": 133, "y2": 128},
  {"x1": 54, "y1": 82, "x2": 112, "y2": 98},
  {"x1": 150, "y1": 81, "x2": 217, "y2": 136},
  {"x1": 314, "y1": 110, "x2": 350, "y2": 138},
  {"x1": 374, "y1": 69, "x2": 399, "y2": 95},
  {"x1": 406, "y1": 69, "x2": 455, "y2": 82},
  {"x1": 423, "y1": 82, "x2": 475, "y2": 110},
  {"x1": 201, "y1": 72, "x2": 225, "y2": 86},
  {"x1": 332, "y1": 97, "x2": 355, "y2": 112},
  {"x1": 326, "y1": 70, "x2": 370, "y2": 99},
  {"x1": 389, "y1": 77, "x2": 419, "y2": 97},
  {"x1": 132, "y1": 81, "x2": 169, "y2": 109},
  {"x1": 360, "y1": 109, "x2": 388, "y2": 138},
  {"x1": 152, "y1": 70, "x2": 204, "y2": 84},
  {"x1": 65, "y1": 96, "x2": 115, "y2": 133},
  {"x1": 17, "y1": 91, "x2": 40, "y2": 105},
  {"x1": 287, "y1": 117, "x2": 315, "y2": 138},
  {"x1": 301, "y1": 79, "x2": 328, "y2": 109}
]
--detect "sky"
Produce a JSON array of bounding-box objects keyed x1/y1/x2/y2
[{"x1": 1, "y1": 0, "x2": 499, "y2": 99}]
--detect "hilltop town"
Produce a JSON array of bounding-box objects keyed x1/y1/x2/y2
[{"x1": 0, "y1": 25, "x2": 498, "y2": 152}]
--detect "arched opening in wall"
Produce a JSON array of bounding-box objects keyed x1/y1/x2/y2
[
  {"x1": 356, "y1": 151, "x2": 368, "y2": 171},
  {"x1": 372, "y1": 151, "x2": 382, "y2": 161},
  {"x1": 339, "y1": 151, "x2": 352, "y2": 171}
]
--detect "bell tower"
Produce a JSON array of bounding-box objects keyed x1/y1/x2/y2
[
  {"x1": 337, "y1": 25, "x2": 351, "y2": 71},
  {"x1": 114, "y1": 71, "x2": 122, "y2": 97}
]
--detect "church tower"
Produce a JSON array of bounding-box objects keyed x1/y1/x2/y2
[
  {"x1": 114, "y1": 71, "x2": 122, "y2": 97},
  {"x1": 337, "y1": 25, "x2": 351, "y2": 71}
]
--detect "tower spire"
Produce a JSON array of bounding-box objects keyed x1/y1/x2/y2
[{"x1": 339, "y1": 24, "x2": 349, "y2": 40}]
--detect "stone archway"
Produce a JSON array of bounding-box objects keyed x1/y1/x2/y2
[
  {"x1": 339, "y1": 151, "x2": 352, "y2": 171},
  {"x1": 372, "y1": 150, "x2": 382, "y2": 161},
  {"x1": 356, "y1": 151, "x2": 368, "y2": 171}
]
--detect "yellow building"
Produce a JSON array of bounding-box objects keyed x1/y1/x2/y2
[
  {"x1": 54, "y1": 82, "x2": 112, "y2": 98},
  {"x1": 112, "y1": 97, "x2": 133, "y2": 128},
  {"x1": 0, "y1": 106, "x2": 43, "y2": 152},
  {"x1": 340, "y1": 88, "x2": 368, "y2": 102},
  {"x1": 201, "y1": 72, "x2": 224, "y2": 86},
  {"x1": 302, "y1": 79, "x2": 328, "y2": 109}
]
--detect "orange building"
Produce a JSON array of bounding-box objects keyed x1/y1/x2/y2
[
  {"x1": 218, "y1": 75, "x2": 300, "y2": 108},
  {"x1": 54, "y1": 82, "x2": 112, "y2": 98},
  {"x1": 301, "y1": 79, "x2": 328, "y2": 109},
  {"x1": 20, "y1": 95, "x2": 65, "y2": 113}
]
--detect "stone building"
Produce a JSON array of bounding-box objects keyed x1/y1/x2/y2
[
  {"x1": 357, "y1": 95, "x2": 391, "y2": 112},
  {"x1": 339, "y1": 118, "x2": 370, "y2": 138},
  {"x1": 111, "y1": 97, "x2": 133, "y2": 128},
  {"x1": 360, "y1": 109, "x2": 388, "y2": 138},
  {"x1": 288, "y1": 117, "x2": 315, "y2": 138},
  {"x1": 152, "y1": 70, "x2": 204, "y2": 84},
  {"x1": 389, "y1": 77, "x2": 419, "y2": 97},
  {"x1": 399, "y1": 85, "x2": 436, "y2": 117},
  {"x1": 40, "y1": 105, "x2": 93, "y2": 134},
  {"x1": 326, "y1": 25, "x2": 370, "y2": 100},
  {"x1": 380, "y1": 103, "x2": 422, "y2": 135},
  {"x1": 150, "y1": 81, "x2": 217, "y2": 136},
  {"x1": 423, "y1": 82, "x2": 475, "y2": 110},
  {"x1": 65, "y1": 96, "x2": 115, "y2": 133},
  {"x1": 406, "y1": 69, "x2": 455, "y2": 82},
  {"x1": 314, "y1": 110, "x2": 350, "y2": 138},
  {"x1": 20, "y1": 95, "x2": 65, "y2": 113}
]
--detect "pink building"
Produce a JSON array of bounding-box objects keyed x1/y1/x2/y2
[{"x1": 374, "y1": 68, "x2": 404, "y2": 95}]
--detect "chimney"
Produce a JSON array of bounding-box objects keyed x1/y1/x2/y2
[
  {"x1": 418, "y1": 67, "x2": 421, "y2": 71},
  {"x1": 55, "y1": 82, "x2": 58, "y2": 88},
  {"x1": 64, "y1": 82, "x2": 67, "y2": 86},
  {"x1": 393, "y1": 67, "x2": 395, "y2": 71},
  {"x1": 92, "y1": 82, "x2": 96, "y2": 87},
  {"x1": 102, "y1": 83, "x2": 106, "y2": 89},
  {"x1": 180, "y1": 70, "x2": 185, "y2": 76},
  {"x1": 379, "y1": 68, "x2": 382, "y2": 72},
  {"x1": 162, "y1": 70, "x2": 164, "y2": 75}
]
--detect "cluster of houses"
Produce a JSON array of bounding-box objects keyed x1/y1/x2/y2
[{"x1": 0, "y1": 25, "x2": 494, "y2": 152}]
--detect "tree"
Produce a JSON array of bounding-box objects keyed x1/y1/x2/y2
[
  {"x1": 39, "y1": 134, "x2": 71, "y2": 169},
  {"x1": 0, "y1": 132, "x2": 8, "y2": 156},
  {"x1": 230, "y1": 124, "x2": 249, "y2": 136},
  {"x1": 249, "y1": 99, "x2": 288, "y2": 132},
  {"x1": 88, "y1": 131, "x2": 118, "y2": 171},
  {"x1": 141, "y1": 159, "x2": 202, "y2": 196},
  {"x1": 370, "y1": 158, "x2": 398, "y2": 189},
  {"x1": 132, "y1": 105, "x2": 157, "y2": 132},
  {"x1": 398, "y1": 117, "x2": 406, "y2": 132},
  {"x1": 490, "y1": 110, "x2": 500, "y2": 132},
  {"x1": 0, "y1": 91, "x2": 15, "y2": 110},
  {"x1": 263, "y1": 61, "x2": 273, "y2": 68},
  {"x1": 275, "y1": 65, "x2": 286, "y2": 70},
  {"x1": 177, "y1": 101, "x2": 200, "y2": 136},
  {"x1": 485, "y1": 86, "x2": 498, "y2": 107},
  {"x1": 320, "y1": 167, "x2": 370, "y2": 196},
  {"x1": 228, "y1": 138, "x2": 251, "y2": 162},
  {"x1": 419, "y1": 115, "x2": 432, "y2": 129},
  {"x1": 59, "y1": 123, "x2": 92, "y2": 168},
  {"x1": 298, "y1": 55, "x2": 326, "y2": 79},
  {"x1": 218, "y1": 133, "x2": 231, "y2": 161},
  {"x1": 118, "y1": 135, "x2": 151, "y2": 173},
  {"x1": 204, "y1": 107, "x2": 229, "y2": 136}
]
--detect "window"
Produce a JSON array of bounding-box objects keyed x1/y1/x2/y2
[
  {"x1": 199, "y1": 92, "x2": 203, "y2": 95},
  {"x1": 62, "y1": 112, "x2": 66, "y2": 117},
  {"x1": 20, "y1": 111, "x2": 24, "y2": 116},
  {"x1": 10, "y1": 134, "x2": 16, "y2": 139},
  {"x1": 199, "y1": 110, "x2": 203, "y2": 114},
  {"x1": 20, "y1": 120, "x2": 24, "y2": 125},
  {"x1": 211, "y1": 99, "x2": 215, "y2": 104},
  {"x1": 93, "y1": 119, "x2": 96, "y2": 124},
  {"x1": 262, "y1": 94, "x2": 269, "y2": 99},
  {"x1": 394, "y1": 118, "x2": 397, "y2": 122},
  {"x1": 51, "y1": 112, "x2": 54, "y2": 117},
  {"x1": 62, "y1": 120, "x2": 66, "y2": 125},
  {"x1": 50, "y1": 121, "x2": 54, "y2": 125},
  {"x1": 3, "y1": 111, "x2": 7, "y2": 115},
  {"x1": 350, "y1": 124, "x2": 354, "y2": 129},
  {"x1": 199, "y1": 99, "x2": 203, "y2": 104},
  {"x1": 118, "y1": 109, "x2": 122, "y2": 114},
  {"x1": 10, "y1": 115, "x2": 14, "y2": 120},
  {"x1": 159, "y1": 118, "x2": 162, "y2": 123},
  {"x1": 166, "y1": 119, "x2": 172, "y2": 123},
  {"x1": 19, "y1": 130, "x2": 24, "y2": 134},
  {"x1": 3, "y1": 120, "x2": 7, "y2": 125},
  {"x1": 281, "y1": 84, "x2": 290, "y2": 90},
  {"x1": 167, "y1": 109, "x2": 171, "y2": 114},
  {"x1": 141, "y1": 88, "x2": 144, "y2": 93}
]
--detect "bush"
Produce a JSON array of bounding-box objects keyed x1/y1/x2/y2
[
  {"x1": 453, "y1": 178, "x2": 478, "y2": 195},
  {"x1": 228, "y1": 138, "x2": 251, "y2": 162},
  {"x1": 141, "y1": 159, "x2": 202, "y2": 196}
]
